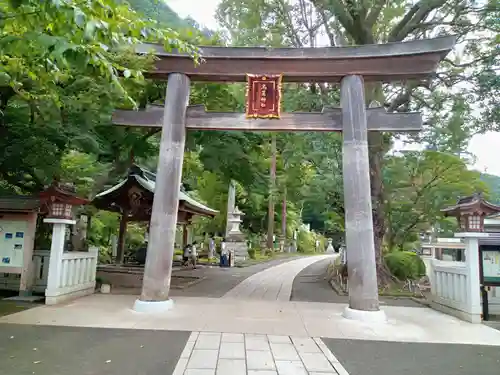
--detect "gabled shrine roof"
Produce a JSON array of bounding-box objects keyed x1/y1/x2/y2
[
  {"x1": 441, "y1": 193, "x2": 500, "y2": 216},
  {"x1": 93, "y1": 165, "x2": 217, "y2": 218}
]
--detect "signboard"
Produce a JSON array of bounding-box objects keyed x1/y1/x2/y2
[
  {"x1": 0, "y1": 220, "x2": 27, "y2": 268},
  {"x1": 245, "y1": 74, "x2": 282, "y2": 119},
  {"x1": 482, "y1": 250, "x2": 500, "y2": 284}
]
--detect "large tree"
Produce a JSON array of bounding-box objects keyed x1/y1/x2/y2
[
  {"x1": 0, "y1": 0, "x2": 196, "y2": 193},
  {"x1": 216, "y1": 0, "x2": 499, "y2": 282}
]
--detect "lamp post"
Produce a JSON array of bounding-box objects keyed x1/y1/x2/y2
[{"x1": 39, "y1": 181, "x2": 88, "y2": 301}]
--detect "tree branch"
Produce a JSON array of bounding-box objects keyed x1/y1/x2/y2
[
  {"x1": 365, "y1": 0, "x2": 386, "y2": 28},
  {"x1": 311, "y1": 0, "x2": 356, "y2": 38},
  {"x1": 388, "y1": 0, "x2": 447, "y2": 42}
]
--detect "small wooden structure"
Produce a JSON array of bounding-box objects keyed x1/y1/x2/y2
[
  {"x1": 441, "y1": 193, "x2": 500, "y2": 233},
  {"x1": 92, "y1": 165, "x2": 217, "y2": 263}
]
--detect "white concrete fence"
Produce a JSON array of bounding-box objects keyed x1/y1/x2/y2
[
  {"x1": 428, "y1": 233, "x2": 500, "y2": 323},
  {"x1": 430, "y1": 259, "x2": 471, "y2": 320},
  {"x1": 0, "y1": 248, "x2": 97, "y2": 304},
  {"x1": 45, "y1": 247, "x2": 98, "y2": 305}
]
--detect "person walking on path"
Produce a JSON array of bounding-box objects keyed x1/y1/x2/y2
[
  {"x1": 208, "y1": 235, "x2": 215, "y2": 259},
  {"x1": 191, "y1": 241, "x2": 198, "y2": 269},
  {"x1": 183, "y1": 244, "x2": 191, "y2": 267}
]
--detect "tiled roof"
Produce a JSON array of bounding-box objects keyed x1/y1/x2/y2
[
  {"x1": 93, "y1": 164, "x2": 218, "y2": 217},
  {"x1": 0, "y1": 196, "x2": 40, "y2": 212}
]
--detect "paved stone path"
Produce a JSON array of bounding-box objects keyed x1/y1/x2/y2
[
  {"x1": 170, "y1": 255, "x2": 310, "y2": 298},
  {"x1": 223, "y1": 255, "x2": 336, "y2": 301},
  {"x1": 175, "y1": 331, "x2": 346, "y2": 375},
  {"x1": 3, "y1": 255, "x2": 500, "y2": 375}
]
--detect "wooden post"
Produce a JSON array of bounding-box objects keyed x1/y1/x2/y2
[
  {"x1": 116, "y1": 210, "x2": 128, "y2": 264},
  {"x1": 340, "y1": 75, "x2": 384, "y2": 319},
  {"x1": 182, "y1": 224, "x2": 188, "y2": 248},
  {"x1": 139, "y1": 73, "x2": 190, "y2": 304}
]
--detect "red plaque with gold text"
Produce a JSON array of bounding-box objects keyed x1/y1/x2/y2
[{"x1": 245, "y1": 74, "x2": 282, "y2": 119}]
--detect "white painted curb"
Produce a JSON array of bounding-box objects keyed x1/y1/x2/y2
[
  {"x1": 342, "y1": 306, "x2": 387, "y2": 323},
  {"x1": 133, "y1": 298, "x2": 174, "y2": 313}
]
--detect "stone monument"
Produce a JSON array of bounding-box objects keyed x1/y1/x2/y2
[
  {"x1": 225, "y1": 180, "x2": 248, "y2": 261},
  {"x1": 226, "y1": 206, "x2": 249, "y2": 261},
  {"x1": 326, "y1": 239, "x2": 335, "y2": 253}
]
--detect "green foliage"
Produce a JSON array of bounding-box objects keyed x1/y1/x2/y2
[
  {"x1": 384, "y1": 150, "x2": 488, "y2": 250},
  {"x1": 296, "y1": 228, "x2": 326, "y2": 253},
  {"x1": 0, "y1": 0, "x2": 197, "y2": 194},
  {"x1": 124, "y1": 0, "x2": 190, "y2": 29},
  {"x1": 481, "y1": 173, "x2": 500, "y2": 204},
  {"x1": 385, "y1": 251, "x2": 426, "y2": 281},
  {"x1": 247, "y1": 248, "x2": 257, "y2": 259}
]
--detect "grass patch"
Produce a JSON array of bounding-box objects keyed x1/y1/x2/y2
[{"x1": 0, "y1": 301, "x2": 33, "y2": 317}]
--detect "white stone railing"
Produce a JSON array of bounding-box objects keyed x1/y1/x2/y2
[
  {"x1": 31, "y1": 250, "x2": 51, "y2": 292},
  {"x1": 430, "y1": 259, "x2": 471, "y2": 319},
  {"x1": 45, "y1": 247, "x2": 98, "y2": 305}
]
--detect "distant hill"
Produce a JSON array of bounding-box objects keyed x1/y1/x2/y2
[
  {"x1": 125, "y1": 0, "x2": 191, "y2": 29},
  {"x1": 126, "y1": 0, "x2": 214, "y2": 37},
  {"x1": 481, "y1": 173, "x2": 500, "y2": 203}
]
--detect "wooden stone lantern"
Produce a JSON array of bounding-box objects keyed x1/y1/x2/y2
[{"x1": 441, "y1": 193, "x2": 500, "y2": 233}]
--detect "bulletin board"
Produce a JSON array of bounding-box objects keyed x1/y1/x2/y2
[
  {"x1": 0, "y1": 219, "x2": 27, "y2": 268},
  {"x1": 482, "y1": 250, "x2": 500, "y2": 284},
  {"x1": 480, "y1": 245, "x2": 500, "y2": 286}
]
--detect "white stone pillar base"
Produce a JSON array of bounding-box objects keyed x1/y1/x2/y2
[
  {"x1": 342, "y1": 306, "x2": 387, "y2": 323},
  {"x1": 133, "y1": 298, "x2": 174, "y2": 313}
]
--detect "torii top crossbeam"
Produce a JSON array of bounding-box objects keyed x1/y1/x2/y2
[{"x1": 136, "y1": 36, "x2": 456, "y2": 83}]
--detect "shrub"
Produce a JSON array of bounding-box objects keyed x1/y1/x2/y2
[
  {"x1": 98, "y1": 246, "x2": 112, "y2": 264},
  {"x1": 384, "y1": 251, "x2": 426, "y2": 280},
  {"x1": 248, "y1": 248, "x2": 257, "y2": 259},
  {"x1": 405, "y1": 251, "x2": 426, "y2": 277},
  {"x1": 297, "y1": 230, "x2": 316, "y2": 253}
]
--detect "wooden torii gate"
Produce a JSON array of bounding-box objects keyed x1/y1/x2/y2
[{"x1": 116, "y1": 35, "x2": 456, "y2": 320}]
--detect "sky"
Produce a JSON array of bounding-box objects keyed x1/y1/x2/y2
[{"x1": 166, "y1": 0, "x2": 500, "y2": 176}]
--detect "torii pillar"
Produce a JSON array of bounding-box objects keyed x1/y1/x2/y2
[
  {"x1": 340, "y1": 75, "x2": 385, "y2": 322},
  {"x1": 133, "y1": 73, "x2": 190, "y2": 313}
]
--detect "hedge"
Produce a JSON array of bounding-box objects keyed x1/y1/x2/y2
[{"x1": 384, "y1": 251, "x2": 426, "y2": 281}]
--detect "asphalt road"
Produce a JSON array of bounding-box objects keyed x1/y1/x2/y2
[
  {"x1": 0, "y1": 324, "x2": 189, "y2": 375},
  {"x1": 323, "y1": 338, "x2": 500, "y2": 375},
  {"x1": 291, "y1": 257, "x2": 424, "y2": 307}
]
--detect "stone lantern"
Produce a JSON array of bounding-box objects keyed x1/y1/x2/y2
[
  {"x1": 39, "y1": 180, "x2": 89, "y2": 304},
  {"x1": 39, "y1": 180, "x2": 88, "y2": 222},
  {"x1": 441, "y1": 193, "x2": 500, "y2": 233}
]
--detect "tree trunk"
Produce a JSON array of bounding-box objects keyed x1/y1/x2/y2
[
  {"x1": 281, "y1": 185, "x2": 287, "y2": 251},
  {"x1": 368, "y1": 131, "x2": 393, "y2": 285},
  {"x1": 282, "y1": 185, "x2": 287, "y2": 238},
  {"x1": 267, "y1": 134, "x2": 277, "y2": 250}
]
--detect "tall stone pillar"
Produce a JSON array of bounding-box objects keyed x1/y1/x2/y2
[
  {"x1": 135, "y1": 73, "x2": 190, "y2": 313},
  {"x1": 340, "y1": 75, "x2": 386, "y2": 322},
  {"x1": 226, "y1": 180, "x2": 236, "y2": 237},
  {"x1": 44, "y1": 218, "x2": 75, "y2": 304},
  {"x1": 454, "y1": 232, "x2": 487, "y2": 323}
]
